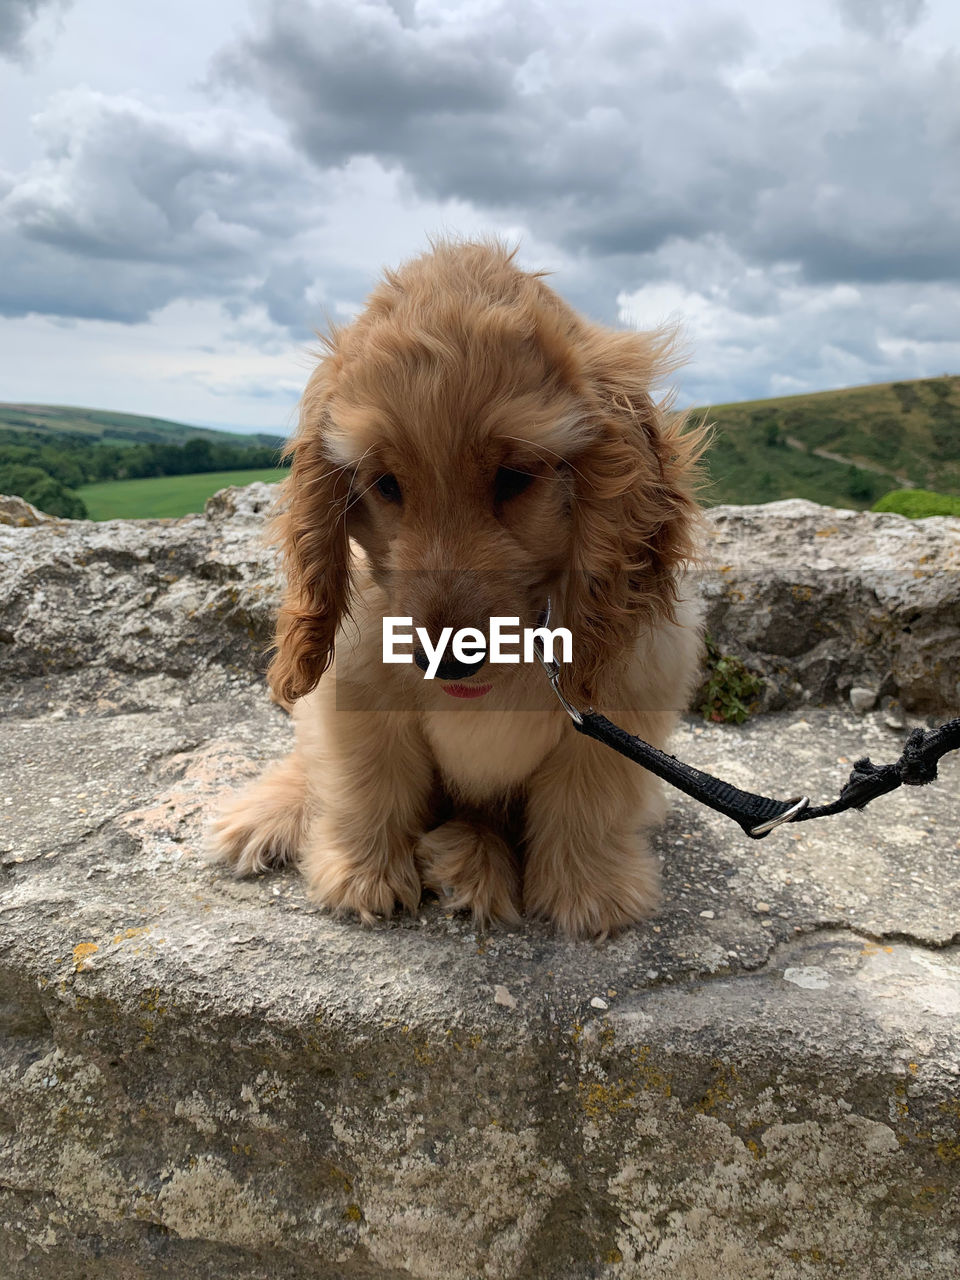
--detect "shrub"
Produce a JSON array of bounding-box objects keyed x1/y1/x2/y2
[
  {"x1": 697, "y1": 635, "x2": 765, "y2": 723},
  {"x1": 872, "y1": 489, "x2": 960, "y2": 519}
]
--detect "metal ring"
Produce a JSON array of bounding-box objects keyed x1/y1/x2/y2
[
  {"x1": 533, "y1": 596, "x2": 586, "y2": 724},
  {"x1": 749, "y1": 795, "x2": 810, "y2": 837},
  {"x1": 548, "y1": 675, "x2": 584, "y2": 726}
]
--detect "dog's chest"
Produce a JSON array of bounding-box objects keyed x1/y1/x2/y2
[{"x1": 422, "y1": 709, "x2": 563, "y2": 802}]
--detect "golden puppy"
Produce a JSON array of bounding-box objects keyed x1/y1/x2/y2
[{"x1": 207, "y1": 240, "x2": 705, "y2": 938}]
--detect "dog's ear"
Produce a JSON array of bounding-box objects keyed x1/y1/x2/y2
[
  {"x1": 268, "y1": 352, "x2": 353, "y2": 705},
  {"x1": 563, "y1": 327, "x2": 707, "y2": 704}
]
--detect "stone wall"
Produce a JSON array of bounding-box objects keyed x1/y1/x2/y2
[
  {"x1": 2, "y1": 488, "x2": 959, "y2": 1279},
  {"x1": 2, "y1": 486, "x2": 959, "y2": 717},
  {"x1": 700, "y1": 499, "x2": 960, "y2": 714}
]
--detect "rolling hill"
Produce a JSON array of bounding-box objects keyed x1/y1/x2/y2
[
  {"x1": 700, "y1": 374, "x2": 960, "y2": 507},
  {"x1": 1, "y1": 375, "x2": 958, "y2": 518},
  {"x1": 0, "y1": 402, "x2": 285, "y2": 451}
]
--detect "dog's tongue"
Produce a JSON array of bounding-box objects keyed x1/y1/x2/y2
[{"x1": 441, "y1": 682, "x2": 492, "y2": 699}]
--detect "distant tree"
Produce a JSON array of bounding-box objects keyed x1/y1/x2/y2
[
  {"x1": 22, "y1": 475, "x2": 89, "y2": 519},
  {"x1": 0, "y1": 423, "x2": 285, "y2": 512},
  {"x1": 891, "y1": 382, "x2": 919, "y2": 414},
  {"x1": 183, "y1": 438, "x2": 214, "y2": 471},
  {"x1": 845, "y1": 466, "x2": 878, "y2": 503},
  {"x1": 0, "y1": 463, "x2": 88, "y2": 518}
]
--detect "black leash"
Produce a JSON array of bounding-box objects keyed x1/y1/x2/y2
[
  {"x1": 534, "y1": 606, "x2": 960, "y2": 840},
  {"x1": 572, "y1": 708, "x2": 960, "y2": 839}
]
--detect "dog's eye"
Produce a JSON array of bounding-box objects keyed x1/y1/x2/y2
[
  {"x1": 494, "y1": 466, "x2": 535, "y2": 504},
  {"x1": 375, "y1": 473, "x2": 402, "y2": 503}
]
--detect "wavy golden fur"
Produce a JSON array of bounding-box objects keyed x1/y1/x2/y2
[{"x1": 207, "y1": 239, "x2": 707, "y2": 938}]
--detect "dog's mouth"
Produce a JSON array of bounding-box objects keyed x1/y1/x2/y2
[{"x1": 440, "y1": 682, "x2": 493, "y2": 700}]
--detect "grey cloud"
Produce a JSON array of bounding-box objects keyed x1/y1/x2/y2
[
  {"x1": 246, "y1": 256, "x2": 372, "y2": 333},
  {"x1": 5, "y1": 91, "x2": 312, "y2": 262},
  {"x1": 0, "y1": 88, "x2": 348, "y2": 327},
  {"x1": 742, "y1": 45, "x2": 960, "y2": 285},
  {"x1": 619, "y1": 240, "x2": 960, "y2": 407},
  {"x1": 836, "y1": 0, "x2": 927, "y2": 39},
  {"x1": 213, "y1": 0, "x2": 522, "y2": 167},
  {"x1": 214, "y1": 2, "x2": 756, "y2": 222},
  {"x1": 0, "y1": 0, "x2": 69, "y2": 60},
  {"x1": 4, "y1": 0, "x2": 958, "y2": 410},
  {"x1": 217, "y1": 0, "x2": 959, "y2": 299},
  {"x1": 0, "y1": 234, "x2": 193, "y2": 322}
]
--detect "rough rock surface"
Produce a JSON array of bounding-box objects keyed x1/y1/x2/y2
[
  {"x1": 0, "y1": 483, "x2": 280, "y2": 716},
  {"x1": 701, "y1": 499, "x2": 960, "y2": 713},
  {"x1": 2, "y1": 489, "x2": 958, "y2": 717},
  {"x1": 2, "y1": 487, "x2": 960, "y2": 1279}
]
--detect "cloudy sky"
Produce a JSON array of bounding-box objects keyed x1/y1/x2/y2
[{"x1": 1, "y1": 0, "x2": 958, "y2": 433}]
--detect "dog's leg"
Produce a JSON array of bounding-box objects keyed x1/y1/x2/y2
[
  {"x1": 205, "y1": 753, "x2": 312, "y2": 876},
  {"x1": 416, "y1": 820, "x2": 522, "y2": 927},
  {"x1": 301, "y1": 709, "x2": 434, "y2": 923},
  {"x1": 522, "y1": 725, "x2": 669, "y2": 940}
]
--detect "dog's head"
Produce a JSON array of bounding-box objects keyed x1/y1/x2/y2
[{"x1": 269, "y1": 240, "x2": 705, "y2": 705}]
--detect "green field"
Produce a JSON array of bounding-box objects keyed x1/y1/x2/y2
[{"x1": 78, "y1": 468, "x2": 286, "y2": 520}]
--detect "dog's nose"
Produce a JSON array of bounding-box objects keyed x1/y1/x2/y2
[{"x1": 413, "y1": 648, "x2": 487, "y2": 681}]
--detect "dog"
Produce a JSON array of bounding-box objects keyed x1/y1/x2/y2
[{"x1": 206, "y1": 239, "x2": 706, "y2": 939}]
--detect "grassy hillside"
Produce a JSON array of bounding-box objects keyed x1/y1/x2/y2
[
  {"x1": 701, "y1": 375, "x2": 960, "y2": 508},
  {"x1": 3, "y1": 376, "x2": 959, "y2": 517},
  {"x1": 0, "y1": 402, "x2": 284, "y2": 451},
  {"x1": 79, "y1": 468, "x2": 287, "y2": 520}
]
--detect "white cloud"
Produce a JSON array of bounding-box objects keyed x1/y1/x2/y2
[
  {"x1": 1, "y1": 0, "x2": 959, "y2": 425},
  {"x1": 216, "y1": 0, "x2": 960, "y2": 291},
  {"x1": 620, "y1": 246, "x2": 960, "y2": 406},
  {"x1": 0, "y1": 299, "x2": 307, "y2": 429}
]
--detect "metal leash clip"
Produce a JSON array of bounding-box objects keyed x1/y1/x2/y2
[
  {"x1": 748, "y1": 795, "x2": 810, "y2": 837},
  {"x1": 533, "y1": 598, "x2": 586, "y2": 726}
]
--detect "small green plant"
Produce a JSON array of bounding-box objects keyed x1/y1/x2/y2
[
  {"x1": 872, "y1": 489, "x2": 960, "y2": 519},
  {"x1": 697, "y1": 635, "x2": 765, "y2": 724}
]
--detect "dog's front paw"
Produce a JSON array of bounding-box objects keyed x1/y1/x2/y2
[
  {"x1": 205, "y1": 794, "x2": 298, "y2": 877},
  {"x1": 204, "y1": 756, "x2": 310, "y2": 877},
  {"x1": 524, "y1": 834, "x2": 661, "y2": 941},
  {"x1": 301, "y1": 833, "x2": 422, "y2": 923},
  {"x1": 205, "y1": 807, "x2": 269, "y2": 877},
  {"x1": 416, "y1": 820, "x2": 521, "y2": 928}
]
